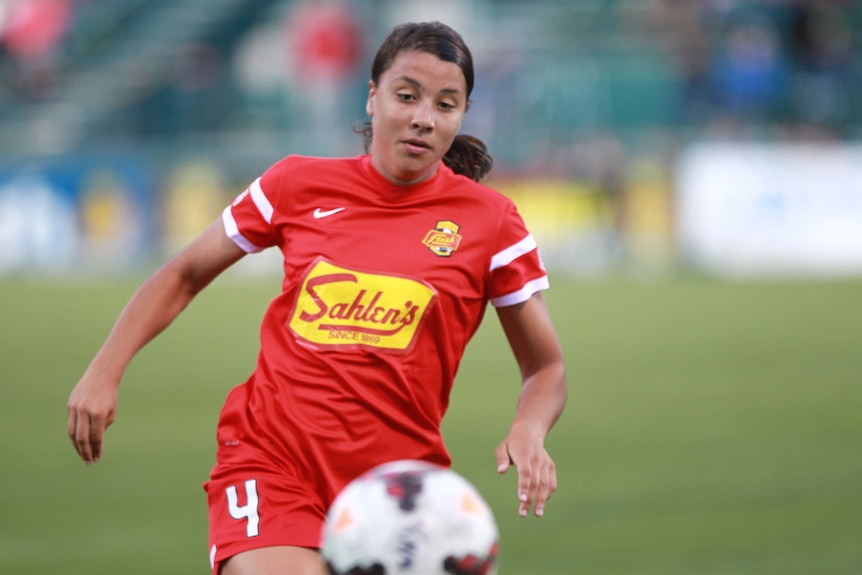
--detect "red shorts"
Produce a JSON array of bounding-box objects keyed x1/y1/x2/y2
[
  {"x1": 202, "y1": 378, "x2": 451, "y2": 574},
  {"x1": 203, "y1": 438, "x2": 327, "y2": 574}
]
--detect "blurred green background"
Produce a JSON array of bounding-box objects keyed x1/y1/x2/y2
[{"x1": 2, "y1": 275, "x2": 860, "y2": 575}]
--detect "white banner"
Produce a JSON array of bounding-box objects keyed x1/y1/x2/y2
[{"x1": 676, "y1": 143, "x2": 862, "y2": 277}]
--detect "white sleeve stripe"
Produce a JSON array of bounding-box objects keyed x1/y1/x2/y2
[
  {"x1": 490, "y1": 276, "x2": 550, "y2": 307},
  {"x1": 490, "y1": 234, "x2": 538, "y2": 271},
  {"x1": 222, "y1": 206, "x2": 262, "y2": 253},
  {"x1": 249, "y1": 178, "x2": 274, "y2": 224}
]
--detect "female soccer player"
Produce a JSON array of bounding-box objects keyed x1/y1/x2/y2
[{"x1": 67, "y1": 21, "x2": 567, "y2": 575}]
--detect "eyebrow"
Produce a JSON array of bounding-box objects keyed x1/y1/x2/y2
[{"x1": 395, "y1": 75, "x2": 462, "y2": 95}]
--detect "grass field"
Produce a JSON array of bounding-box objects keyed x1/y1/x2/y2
[{"x1": 1, "y1": 274, "x2": 861, "y2": 574}]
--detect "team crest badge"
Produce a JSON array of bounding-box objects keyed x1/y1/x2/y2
[{"x1": 422, "y1": 220, "x2": 462, "y2": 257}]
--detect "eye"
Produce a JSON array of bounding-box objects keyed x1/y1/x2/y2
[
  {"x1": 438, "y1": 101, "x2": 456, "y2": 111},
  {"x1": 397, "y1": 92, "x2": 416, "y2": 102}
]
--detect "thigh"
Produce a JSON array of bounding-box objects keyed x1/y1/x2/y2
[
  {"x1": 220, "y1": 545, "x2": 324, "y2": 575},
  {"x1": 206, "y1": 467, "x2": 327, "y2": 573}
]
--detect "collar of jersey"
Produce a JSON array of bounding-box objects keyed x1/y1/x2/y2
[{"x1": 360, "y1": 155, "x2": 446, "y2": 201}]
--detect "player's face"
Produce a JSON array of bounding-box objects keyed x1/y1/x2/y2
[{"x1": 366, "y1": 50, "x2": 467, "y2": 185}]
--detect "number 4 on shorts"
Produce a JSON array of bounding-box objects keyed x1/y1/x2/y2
[{"x1": 226, "y1": 479, "x2": 260, "y2": 537}]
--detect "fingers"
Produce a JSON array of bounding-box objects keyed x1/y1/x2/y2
[
  {"x1": 67, "y1": 408, "x2": 79, "y2": 453},
  {"x1": 514, "y1": 453, "x2": 557, "y2": 518},
  {"x1": 495, "y1": 443, "x2": 511, "y2": 474},
  {"x1": 67, "y1": 377, "x2": 117, "y2": 464},
  {"x1": 532, "y1": 461, "x2": 556, "y2": 517},
  {"x1": 517, "y1": 461, "x2": 536, "y2": 517},
  {"x1": 67, "y1": 405, "x2": 111, "y2": 464},
  {"x1": 73, "y1": 409, "x2": 94, "y2": 463},
  {"x1": 88, "y1": 412, "x2": 107, "y2": 462}
]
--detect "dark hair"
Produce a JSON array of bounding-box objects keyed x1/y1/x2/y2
[{"x1": 356, "y1": 21, "x2": 493, "y2": 182}]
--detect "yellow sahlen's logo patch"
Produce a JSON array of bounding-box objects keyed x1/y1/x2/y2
[
  {"x1": 289, "y1": 259, "x2": 436, "y2": 352},
  {"x1": 422, "y1": 220, "x2": 461, "y2": 257}
]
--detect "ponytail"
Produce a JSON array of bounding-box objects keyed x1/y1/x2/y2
[
  {"x1": 442, "y1": 134, "x2": 493, "y2": 182},
  {"x1": 354, "y1": 123, "x2": 494, "y2": 183}
]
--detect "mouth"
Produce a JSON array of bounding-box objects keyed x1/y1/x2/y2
[{"x1": 402, "y1": 139, "x2": 432, "y2": 155}]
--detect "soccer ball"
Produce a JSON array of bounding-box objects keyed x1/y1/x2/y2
[{"x1": 321, "y1": 460, "x2": 499, "y2": 575}]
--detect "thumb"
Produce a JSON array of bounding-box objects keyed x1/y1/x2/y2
[{"x1": 495, "y1": 442, "x2": 511, "y2": 474}]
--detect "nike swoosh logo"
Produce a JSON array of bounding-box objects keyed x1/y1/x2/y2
[{"x1": 313, "y1": 207, "x2": 346, "y2": 219}]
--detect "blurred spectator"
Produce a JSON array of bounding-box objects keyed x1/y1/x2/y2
[
  {"x1": 286, "y1": 0, "x2": 362, "y2": 87},
  {"x1": 645, "y1": 0, "x2": 713, "y2": 125},
  {"x1": 0, "y1": 0, "x2": 71, "y2": 101},
  {"x1": 284, "y1": 0, "x2": 365, "y2": 152},
  {"x1": 786, "y1": 0, "x2": 855, "y2": 136},
  {"x1": 707, "y1": 6, "x2": 791, "y2": 127},
  {"x1": 169, "y1": 42, "x2": 231, "y2": 133},
  {"x1": 648, "y1": 0, "x2": 860, "y2": 139}
]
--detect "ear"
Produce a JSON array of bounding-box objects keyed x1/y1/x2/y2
[{"x1": 365, "y1": 80, "x2": 376, "y2": 117}]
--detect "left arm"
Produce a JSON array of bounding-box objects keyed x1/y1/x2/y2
[{"x1": 494, "y1": 291, "x2": 568, "y2": 517}]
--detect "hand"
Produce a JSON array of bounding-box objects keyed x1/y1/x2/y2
[
  {"x1": 494, "y1": 424, "x2": 557, "y2": 517},
  {"x1": 67, "y1": 371, "x2": 118, "y2": 464}
]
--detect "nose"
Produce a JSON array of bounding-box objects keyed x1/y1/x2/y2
[{"x1": 411, "y1": 102, "x2": 434, "y2": 131}]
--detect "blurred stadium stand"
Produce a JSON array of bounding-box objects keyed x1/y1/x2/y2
[
  {"x1": 0, "y1": 0, "x2": 284, "y2": 152},
  {"x1": 1, "y1": 0, "x2": 862, "y2": 277}
]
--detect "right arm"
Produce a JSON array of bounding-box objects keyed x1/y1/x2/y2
[{"x1": 67, "y1": 218, "x2": 247, "y2": 464}]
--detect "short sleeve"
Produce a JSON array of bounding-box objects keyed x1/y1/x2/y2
[
  {"x1": 487, "y1": 201, "x2": 549, "y2": 307},
  {"x1": 222, "y1": 160, "x2": 286, "y2": 252}
]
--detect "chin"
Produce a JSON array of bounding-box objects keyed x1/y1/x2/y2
[{"x1": 398, "y1": 161, "x2": 437, "y2": 183}]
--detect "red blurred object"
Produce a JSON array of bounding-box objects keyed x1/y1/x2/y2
[
  {"x1": 1, "y1": 0, "x2": 72, "y2": 56},
  {"x1": 286, "y1": 1, "x2": 361, "y2": 85}
]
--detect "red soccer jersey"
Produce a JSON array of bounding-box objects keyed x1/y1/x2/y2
[{"x1": 216, "y1": 154, "x2": 548, "y2": 504}]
